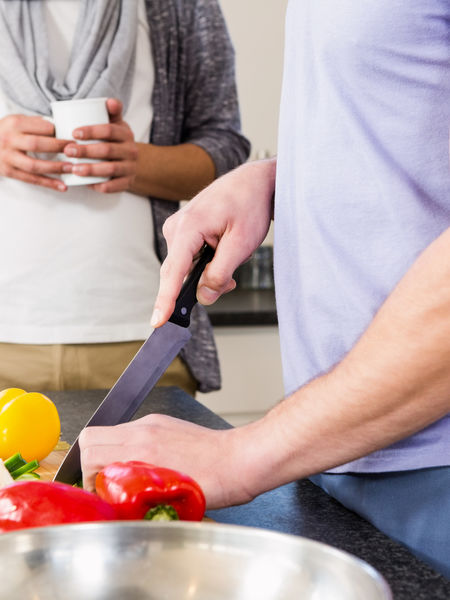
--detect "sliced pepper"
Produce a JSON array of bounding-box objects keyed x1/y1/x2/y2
[
  {"x1": 0, "y1": 480, "x2": 116, "y2": 532},
  {"x1": 95, "y1": 461, "x2": 206, "y2": 521}
]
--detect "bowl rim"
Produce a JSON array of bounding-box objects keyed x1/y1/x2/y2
[{"x1": 0, "y1": 520, "x2": 392, "y2": 598}]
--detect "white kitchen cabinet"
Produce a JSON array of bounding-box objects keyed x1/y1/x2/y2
[{"x1": 197, "y1": 324, "x2": 284, "y2": 426}]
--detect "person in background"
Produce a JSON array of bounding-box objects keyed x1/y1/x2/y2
[
  {"x1": 0, "y1": 0, "x2": 250, "y2": 397},
  {"x1": 79, "y1": 1, "x2": 450, "y2": 579}
]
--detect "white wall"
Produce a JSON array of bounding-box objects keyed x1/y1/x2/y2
[{"x1": 220, "y1": 0, "x2": 289, "y2": 159}]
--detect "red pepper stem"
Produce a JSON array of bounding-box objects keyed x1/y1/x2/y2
[{"x1": 144, "y1": 504, "x2": 179, "y2": 521}]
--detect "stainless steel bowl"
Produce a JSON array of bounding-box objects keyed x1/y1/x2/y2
[{"x1": 0, "y1": 521, "x2": 392, "y2": 599}]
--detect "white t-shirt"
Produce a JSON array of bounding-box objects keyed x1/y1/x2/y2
[{"x1": 0, "y1": 0, "x2": 160, "y2": 344}]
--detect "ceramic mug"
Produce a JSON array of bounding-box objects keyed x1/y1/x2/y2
[{"x1": 48, "y1": 97, "x2": 110, "y2": 187}]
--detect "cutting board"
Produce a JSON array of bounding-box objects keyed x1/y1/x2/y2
[{"x1": 36, "y1": 441, "x2": 70, "y2": 481}]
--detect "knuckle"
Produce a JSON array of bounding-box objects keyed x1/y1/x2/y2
[
  {"x1": 129, "y1": 144, "x2": 138, "y2": 161},
  {"x1": 159, "y1": 259, "x2": 172, "y2": 277},
  {"x1": 100, "y1": 144, "x2": 113, "y2": 159},
  {"x1": 27, "y1": 159, "x2": 40, "y2": 174},
  {"x1": 3, "y1": 164, "x2": 12, "y2": 177},
  {"x1": 0, "y1": 133, "x2": 10, "y2": 149},
  {"x1": 126, "y1": 128, "x2": 136, "y2": 142},
  {"x1": 140, "y1": 413, "x2": 165, "y2": 428},
  {"x1": 78, "y1": 427, "x2": 91, "y2": 449},
  {"x1": 7, "y1": 114, "x2": 21, "y2": 130},
  {"x1": 104, "y1": 124, "x2": 114, "y2": 139},
  {"x1": 162, "y1": 214, "x2": 177, "y2": 237},
  {"x1": 124, "y1": 160, "x2": 136, "y2": 176},
  {"x1": 103, "y1": 162, "x2": 116, "y2": 176},
  {"x1": 205, "y1": 266, "x2": 229, "y2": 290},
  {"x1": 26, "y1": 137, "x2": 39, "y2": 153},
  {"x1": 29, "y1": 174, "x2": 41, "y2": 186}
]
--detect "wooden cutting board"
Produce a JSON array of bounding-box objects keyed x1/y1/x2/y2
[{"x1": 36, "y1": 441, "x2": 70, "y2": 481}]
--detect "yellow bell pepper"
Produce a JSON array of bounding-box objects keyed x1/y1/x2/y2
[{"x1": 0, "y1": 388, "x2": 60, "y2": 462}]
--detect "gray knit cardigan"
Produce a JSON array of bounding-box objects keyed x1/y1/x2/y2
[{"x1": 144, "y1": 0, "x2": 251, "y2": 392}]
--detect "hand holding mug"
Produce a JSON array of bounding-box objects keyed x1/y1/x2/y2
[
  {"x1": 0, "y1": 114, "x2": 71, "y2": 191},
  {"x1": 62, "y1": 98, "x2": 138, "y2": 193}
]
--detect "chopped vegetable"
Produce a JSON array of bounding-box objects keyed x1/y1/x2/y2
[
  {"x1": 0, "y1": 460, "x2": 13, "y2": 488},
  {"x1": 3, "y1": 453, "x2": 26, "y2": 473},
  {"x1": 0, "y1": 481, "x2": 117, "y2": 532},
  {"x1": 13, "y1": 473, "x2": 40, "y2": 481},
  {"x1": 0, "y1": 388, "x2": 60, "y2": 462},
  {"x1": 4, "y1": 453, "x2": 40, "y2": 480},
  {"x1": 95, "y1": 461, "x2": 206, "y2": 521},
  {"x1": 9, "y1": 459, "x2": 40, "y2": 479}
]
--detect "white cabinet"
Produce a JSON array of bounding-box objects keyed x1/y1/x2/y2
[{"x1": 197, "y1": 325, "x2": 284, "y2": 426}]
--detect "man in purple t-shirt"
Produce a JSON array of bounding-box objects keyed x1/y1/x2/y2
[{"x1": 79, "y1": 0, "x2": 450, "y2": 578}]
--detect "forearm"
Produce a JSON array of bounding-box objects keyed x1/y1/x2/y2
[
  {"x1": 241, "y1": 227, "x2": 450, "y2": 498},
  {"x1": 130, "y1": 142, "x2": 215, "y2": 201}
]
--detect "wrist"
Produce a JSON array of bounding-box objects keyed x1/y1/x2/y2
[{"x1": 229, "y1": 414, "x2": 289, "y2": 502}]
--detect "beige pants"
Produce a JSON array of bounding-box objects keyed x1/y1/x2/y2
[{"x1": 0, "y1": 342, "x2": 197, "y2": 397}]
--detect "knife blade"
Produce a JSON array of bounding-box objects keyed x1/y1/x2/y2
[{"x1": 54, "y1": 244, "x2": 215, "y2": 485}]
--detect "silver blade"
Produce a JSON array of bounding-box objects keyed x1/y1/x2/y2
[{"x1": 53, "y1": 321, "x2": 191, "y2": 484}]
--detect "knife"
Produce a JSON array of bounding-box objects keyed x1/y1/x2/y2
[{"x1": 54, "y1": 244, "x2": 215, "y2": 485}]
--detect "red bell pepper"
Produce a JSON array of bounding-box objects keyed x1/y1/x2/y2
[
  {"x1": 0, "y1": 480, "x2": 116, "y2": 532},
  {"x1": 95, "y1": 461, "x2": 206, "y2": 522}
]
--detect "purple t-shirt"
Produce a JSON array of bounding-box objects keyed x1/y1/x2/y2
[{"x1": 274, "y1": 0, "x2": 450, "y2": 472}]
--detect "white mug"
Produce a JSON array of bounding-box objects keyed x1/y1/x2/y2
[{"x1": 49, "y1": 97, "x2": 110, "y2": 187}]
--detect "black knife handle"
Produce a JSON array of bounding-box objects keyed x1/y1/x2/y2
[{"x1": 169, "y1": 244, "x2": 215, "y2": 327}]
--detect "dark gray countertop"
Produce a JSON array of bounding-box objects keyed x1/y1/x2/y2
[
  {"x1": 206, "y1": 288, "x2": 277, "y2": 326},
  {"x1": 49, "y1": 387, "x2": 450, "y2": 599}
]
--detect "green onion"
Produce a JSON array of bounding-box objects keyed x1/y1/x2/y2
[
  {"x1": 3, "y1": 453, "x2": 40, "y2": 480},
  {"x1": 14, "y1": 472, "x2": 41, "y2": 481},
  {"x1": 10, "y1": 459, "x2": 40, "y2": 479},
  {"x1": 4, "y1": 453, "x2": 26, "y2": 473}
]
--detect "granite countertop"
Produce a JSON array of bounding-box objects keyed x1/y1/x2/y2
[
  {"x1": 49, "y1": 386, "x2": 450, "y2": 599},
  {"x1": 206, "y1": 288, "x2": 277, "y2": 326}
]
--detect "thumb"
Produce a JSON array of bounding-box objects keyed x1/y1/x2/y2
[
  {"x1": 196, "y1": 235, "x2": 252, "y2": 304},
  {"x1": 197, "y1": 276, "x2": 236, "y2": 305},
  {"x1": 106, "y1": 98, "x2": 124, "y2": 123}
]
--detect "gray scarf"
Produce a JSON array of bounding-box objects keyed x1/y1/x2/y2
[{"x1": 0, "y1": 0, "x2": 138, "y2": 115}]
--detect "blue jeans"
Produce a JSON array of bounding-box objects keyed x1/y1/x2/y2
[{"x1": 310, "y1": 467, "x2": 450, "y2": 579}]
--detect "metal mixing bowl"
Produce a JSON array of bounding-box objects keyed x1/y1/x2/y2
[{"x1": 0, "y1": 521, "x2": 392, "y2": 599}]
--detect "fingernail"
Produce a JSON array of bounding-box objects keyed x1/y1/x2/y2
[
  {"x1": 150, "y1": 308, "x2": 162, "y2": 327},
  {"x1": 72, "y1": 166, "x2": 83, "y2": 174},
  {"x1": 66, "y1": 148, "x2": 77, "y2": 156},
  {"x1": 57, "y1": 183, "x2": 66, "y2": 191},
  {"x1": 73, "y1": 130, "x2": 83, "y2": 139},
  {"x1": 62, "y1": 164, "x2": 72, "y2": 173},
  {"x1": 199, "y1": 286, "x2": 220, "y2": 304}
]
